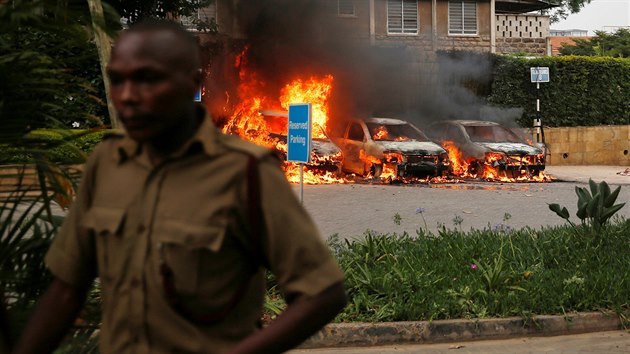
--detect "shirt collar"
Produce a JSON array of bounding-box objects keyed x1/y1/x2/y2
[{"x1": 113, "y1": 105, "x2": 224, "y2": 164}]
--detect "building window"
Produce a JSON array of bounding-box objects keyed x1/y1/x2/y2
[
  {"x1": 337, "y1": 0, "x2": 355, "y2": 16},
  {"x1": 387, "y1": 0, "x2": 418, "y2": 35},
  {"x1": 448, "y1": 0, "x2": 477, "y2": 35}
]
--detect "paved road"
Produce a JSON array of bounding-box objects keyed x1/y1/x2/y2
[
  {"x1": 290, "y1": 330, "x2": 630, "y2": 353},
  {"x1": 296, "y1": 166, "x2": 630, "y2": 240}
]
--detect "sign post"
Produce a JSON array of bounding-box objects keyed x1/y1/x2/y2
[
  {"x1": 287, "y1": 103, "x2": 312, "y2": 204},
  {"x1": 530, "y1": 67, "x2": 549, "y2": 145}
]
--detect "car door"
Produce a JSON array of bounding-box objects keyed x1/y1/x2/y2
[{"x1": 339, "y1": 121, "x2": 367, "y2": 175}]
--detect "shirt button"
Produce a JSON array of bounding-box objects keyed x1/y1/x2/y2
[{"x1": 137, "y1": 224, "x2": 146, "y2": 233}]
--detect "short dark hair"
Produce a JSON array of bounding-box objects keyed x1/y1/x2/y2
[{"x1": 123, "y1": 19, "x2": 201, "y2": 70}]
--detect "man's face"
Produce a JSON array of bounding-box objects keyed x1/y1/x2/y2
[{"x1": 107, "y1": 31, "x2": 199, "y2": 142}]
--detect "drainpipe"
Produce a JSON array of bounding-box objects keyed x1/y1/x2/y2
[
  {"x1": 432, "y1": 0, "x2": 437, "y2": 51},
  {"x1": 369, "y1": 0, "x2": 375, "y2": 45},
  {"x1": 490, "y1": 0, "x2": 496, "y2": 53}
]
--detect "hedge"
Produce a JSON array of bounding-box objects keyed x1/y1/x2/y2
[
  {"x1": 487, "y1": 55, "x2": 630, "y2": 127},
  {"x1": 0, "y1": 129, "x2": 112, "y2": 164}
]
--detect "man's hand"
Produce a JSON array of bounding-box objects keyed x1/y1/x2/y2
[
  {"x1": 13, "y1": 277, "x2": 90, "y2": 354},
  {"x1": 228, "y1": 282, "x2": 347, "y2": 354}
]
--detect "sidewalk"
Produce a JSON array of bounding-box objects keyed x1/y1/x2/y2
[
  {"x1": 546, "y1": 165, "x2": 630, "y2": 185},
  {"x1": 290, "y1": 330, "x2": 630, "y2": 353}
]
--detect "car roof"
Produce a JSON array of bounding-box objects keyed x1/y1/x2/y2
[
  {"x1": 364, "y1": 117, "x2": 409, "y2": 125},
  {"x1": 436, "y1": 120, "x2": 502, "y2": 127}
]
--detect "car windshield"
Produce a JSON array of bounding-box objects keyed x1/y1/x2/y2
[
  {"x1": 464, "y1": 125, "x2": 523, "y2": 143},
  {"x1": 367, "y1": 122, "x2": 429, "y2": 142}
]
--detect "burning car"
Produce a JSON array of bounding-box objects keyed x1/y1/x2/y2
[
  {"x1": 258, "y1": 110, "x2": 342, "y2": 174},
  {"x1": 426, "y1": 120, "x2": 545, "y2": 178},
  {"x1": 332, "y1": 118, "x2": 450, "y2": 178},
  {"x1": 268, "y1": 132, "x2": 342, "y2": 173}
]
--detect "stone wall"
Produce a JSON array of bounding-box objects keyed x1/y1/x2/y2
[
  {"x1": 496, "y1": 37, "x2": 547, "y2": 55},
  {"x1": 537, "y1": 126, "x2": 630, "y2": 165}
]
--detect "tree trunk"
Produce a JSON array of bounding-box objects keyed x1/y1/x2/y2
[{"x1": 87, "y1": 0, "x2": 120, "y2": 129}]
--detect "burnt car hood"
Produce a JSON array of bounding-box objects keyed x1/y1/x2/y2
[
  {"x1": 479, "y1": 142, "x2": 542, "y2": 155},
  {"x1": 313, "y1": 139, "x2": 341, "y2": 156},
  {"x1": 377, "y1": 141, "x2": 445, "y2": 155}
]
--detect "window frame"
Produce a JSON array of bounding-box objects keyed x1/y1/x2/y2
[
  {"x1": 337, "y1": 0, "x2": 356, "y2": 17},
  {"x1": 448, "y1": 0, "x2": 478, "y2": 36},
  {"x1": 387, "y1": 0, "x2": 419, "y2": 35}
]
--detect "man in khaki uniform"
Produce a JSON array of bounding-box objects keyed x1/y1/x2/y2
[{"x1": 15, "y1": 20, "x2": 346, "y2": 354}]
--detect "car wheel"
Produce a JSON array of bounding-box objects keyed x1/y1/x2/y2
[
  {"x1": 469, "y1": 160, "x2": 482, "y2": 176},
  {"x1": 365, "y1": 163, "x2": 383, "y2": 178}
]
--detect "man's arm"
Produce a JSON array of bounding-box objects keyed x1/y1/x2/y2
[
  {"x1": 13, "y1": 277, "x2": 90, "y2": 354},
  {"x1": 229, "y1": 281, "x2": 346, "y2": 354}
]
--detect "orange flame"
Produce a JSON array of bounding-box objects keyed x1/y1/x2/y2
[
  {"x1": 280, "y1": 75, "x2": 333, "y2": 139},
  {"x1": 220, "y1": 47, "x2": 344, "y2": 183},
  {"x1": 216, "y1": 48, "x2": 551, "y2": 185}
]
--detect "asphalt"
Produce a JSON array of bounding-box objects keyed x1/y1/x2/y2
[{"x1": 291, "y1": 165, "x2": 630, "y2": 353}]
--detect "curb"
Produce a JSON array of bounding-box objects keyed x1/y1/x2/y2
[{"x1": 299, "y1": 312, "x2": 623, "y2": 349}]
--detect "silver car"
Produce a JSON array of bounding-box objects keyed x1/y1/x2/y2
[{"x1": 426, "y1": 120, "x2": 545, "y2": 177}]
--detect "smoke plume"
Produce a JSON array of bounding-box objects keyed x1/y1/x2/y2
[{"x1": 204, "y1": 0, "x2": 519, "y2": 135}]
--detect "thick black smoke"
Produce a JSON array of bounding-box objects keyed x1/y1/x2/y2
[{"x1": 205, "y1": 0, "x2": 516, "y2": 135}]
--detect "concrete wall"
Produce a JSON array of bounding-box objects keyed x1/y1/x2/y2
[
  {"x1": 538, "y1": 126, "x2": 630, "y2": 166},
  {"x1": 495, "y1": 14, "x2": 549, "y2": 55}
]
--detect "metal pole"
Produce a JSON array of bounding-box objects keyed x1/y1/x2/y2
[
  {"x1": 536, "y1": 80, "x2": 546, "y2": 147},
  {"x1": 299, "y1": 163, "x2": 304, "y2": 205}
]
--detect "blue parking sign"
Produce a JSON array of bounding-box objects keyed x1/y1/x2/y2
[
  {"x1": 530, "y1": 67, "x2": 550, "y2": 83},
  {"x1": 194, "y1": 88, "x2": 202, "y2": 102},
  {"x1": 287, "y1": 103, "x2": 312, "y2": 163}
]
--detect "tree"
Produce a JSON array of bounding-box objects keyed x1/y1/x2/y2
[
  {"x1": 547, "y1": 0, "x2": 592, "y2": 23},
  {"x1": 559, "y1": 29, "x2": 630, "y2": 58},
  {"x1": 558, "y1": 38, "x2": 596, "y2": 56},
  {"x1": 108, "y1": 0, "x2": 215, "y2": 30}
]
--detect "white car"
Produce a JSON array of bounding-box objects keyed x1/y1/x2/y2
[{"x1": 332, "y1": 118, "x2": 450, "y2": 178}]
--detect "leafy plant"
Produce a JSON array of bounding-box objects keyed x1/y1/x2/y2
[
  {"x1": 549, "y1": 179, "x2": 626, "y2": 233},
  {"x1": 559, "y1": 28, "x2": 630, "y2": 58},
  {"x1": 392, "y1": 213, "x2": 402, "y2": 226},
  {"x1": 0, "y1": 176, "x2": 64, "y2": 345},
  {"x1": 318, "y1": 218, "x2": 630, "y2": 323}
]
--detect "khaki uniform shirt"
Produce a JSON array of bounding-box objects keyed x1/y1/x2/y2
[{"x1": 45, "y1": 110, "x2": 345, "y2": 354}]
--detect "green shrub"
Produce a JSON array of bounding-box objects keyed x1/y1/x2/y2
[
  {"x1": 488, "y1": 55, "x2": 630, "y2": 127},
  {"x1": 0, "y1": 129, "x2": 111, "y2": 165}
]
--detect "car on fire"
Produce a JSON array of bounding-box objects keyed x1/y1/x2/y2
[
  {"x1": 269, "y1": 132, "x2": 342, "y2": 173},
  {"x1": 426, "y1": 120, "x2": 546, "y2": 177},
  {"x1": 332, "y1": 118, "x2": 450, "y2": 178},
  {"x1": 259, "y1": 109, "x2": 343, "y2": 174}
]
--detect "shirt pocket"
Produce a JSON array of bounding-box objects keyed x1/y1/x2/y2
[
  {"x1": 156, "y1": 219, "x2": 227, "y2": 295},
  {"x1": 81, "y1": 206, "x2": 126, "y2": 279}
]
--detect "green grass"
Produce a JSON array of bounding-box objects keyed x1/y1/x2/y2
[{"x1": 266, "y1": 221, "x2": 630, "y2": 323}]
